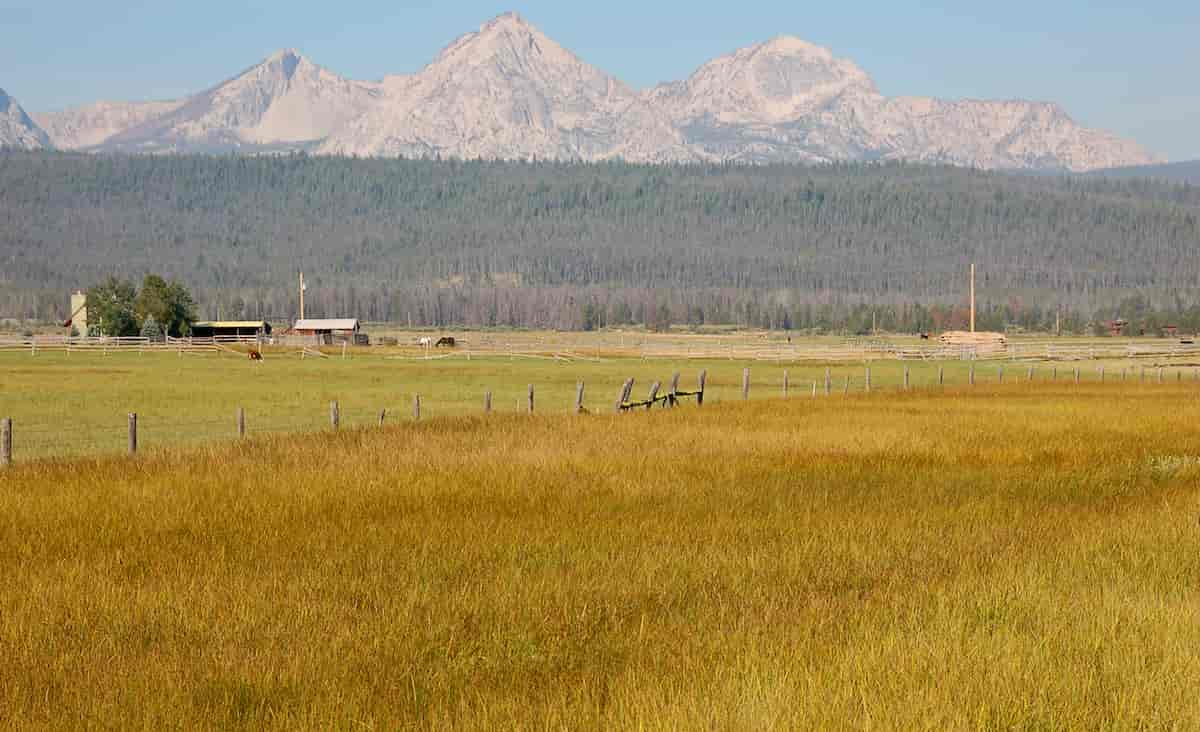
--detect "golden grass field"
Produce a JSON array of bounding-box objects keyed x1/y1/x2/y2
[{"x1": 2, "y1": 376, "x2": 1199, "y2": 728}]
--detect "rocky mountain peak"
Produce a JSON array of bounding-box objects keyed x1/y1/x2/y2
[{"x1": 0, "y1": 88, "x2": 53, "y2": 150}]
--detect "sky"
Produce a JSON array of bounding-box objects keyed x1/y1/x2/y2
[{"x1": 1, "y1": 0, "x2": 1197, "y2": 161}]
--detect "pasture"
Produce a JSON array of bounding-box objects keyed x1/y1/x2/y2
[
  {"x1": 1, "y1": 381, "x2": 1198, "y2": 728},
  {"x1": 0, "y1": 347, "x2": 998, "y2": 460}
]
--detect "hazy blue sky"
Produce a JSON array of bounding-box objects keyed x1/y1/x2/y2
[{"x1": 2, "y1": 1, "x2": 1196, "y2": 160}]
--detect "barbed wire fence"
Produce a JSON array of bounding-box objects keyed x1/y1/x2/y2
[{"x1": 4, "y1": 362, "x2": 1198, "y2": 468}]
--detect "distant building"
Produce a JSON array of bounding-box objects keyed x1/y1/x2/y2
[
  {"x1": 1104, "y1": 319, "x2": 1129, "y2": 337},
  {"x1": 191, "y1": 321, "x2": 272, "y2": 339},
  {"x1": 293, "y1": 318, "x2": 366, "y2": 345},
  {"x1": 67, "y1": 291, "x2": 88, "y2": 336}
]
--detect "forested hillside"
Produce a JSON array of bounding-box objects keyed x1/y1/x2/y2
[{"x1": 2, "y1": 151, "x2": 1198, "y2": 330}]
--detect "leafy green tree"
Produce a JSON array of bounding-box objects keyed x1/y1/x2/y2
[
  {"x1": 87, "y1": 277, "x2": 139, "y2": 337},
  {"x1": 140, "y1": 315, "x2": 164, "y2": 342},
  {"x1": 135, "y1": 274, "x2": 197, "y2": 338}
]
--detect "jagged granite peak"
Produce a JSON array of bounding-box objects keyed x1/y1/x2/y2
[
  {"x1": 645, "y1": 36, "x2": 880, "y2": 127},
  {"x1": 20, "y1": 14, "x2": 1161, "y2": 170},
  {"x1": 41, "y1": 49, "x2": 380, "y2": 152},
  {"x1": 318, "y1": 13, "x2": 695, "y2": 162},
  {"x1": 649, "y1": 36, "x2": 1160, "y2": 171},
  {"x1": 0, "y1": 88, "x2": 53, "y2": 150}
]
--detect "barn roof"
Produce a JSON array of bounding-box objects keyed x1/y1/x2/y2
[
  {"x1": 195, "y1": 321, "x2": 270, "y2": 329},
  {"x1": 294, "y1": 319, "x2": 360, "y2": 331}
]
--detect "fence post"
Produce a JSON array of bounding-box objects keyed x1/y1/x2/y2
[
  {"x1": 865, "y1": 367, "x2": 871, "y2": 393},
  {"x1": 1, "y1": 418, "x2": 11, "y2": 468},
  {"x1": 379, "y1": 409, "x2": 387, "y2": 426},
  {"x1": 742, "y1": 369, "x2": 751, "y2": 400},
  {"x1": 646, "y1": 382, "x2": 661, "y2": 410},
  {"x1": 1099, "y1": 366, "x2": 1105, "y2": 383},
  {"x1": 527, "y1": 384, "x2": 535, "y2": 414},
  {"x1": 616, "y1": 378, "x2": 632, "y2": 413},
  {"x1": 844, "y1": 376, "x2": 851, "y2": 396},
  {"x1": 904, "y1": 367, "x2": 910, "y2": 390},
  {"x1": 669, "y1": 373, "x2": 681, "y2": 407},
  {"x1": 998, "y1": 366, "x2": 1004, "y2": 385},
  {"x1": 1141, "y1": 367, "x2": 1146, "y2": 382},
  {"x1": 575, "y1": 381, "x2": 586, "y2": 414},
  {"x1": 782, "y1": 370, "x2": 789, "y2": 398},
  {"x1": 697, "y1": 371, "x2": 707, "y2": 407},
  {"x1": 1027, "y1": 365, "x2": 1034, "y2": 382},
  {"x1": 1074, "y1": 368, "x2": 1080, "y2": 384},
  {"x1": 812, "y1": 381, "x2": 817, "y2": 398},
  {"x1": 939, "y1": 366, "x2": 944, "y2": 386},
  {"x1": 1158, "y1": 367, "x2": 1164, "y2": 384},
  {"x1": 330, "y1": 401, "x2": 340, "y2": 430},
  {"x1": 825, "y1": 368, "x2": 832, "y2": 396},
  {"x1": 484, "y1": 391, "x2": 493, "y2": 414},
  {"x1": 237, "y1": 407, "x2": 246, "y2": 438},
  {"x1": 128, "y1": 413, "x2": 138, "y2": 455},
  {"x1": 1053, "y1": 366, "x2": 1058, "y2": 381},
  {"x1": 413, "y1": 395, "x2": 421, "y2": 421},
  {"x1": 969, "y1": 365, "x2": 976, "y2": 386}
]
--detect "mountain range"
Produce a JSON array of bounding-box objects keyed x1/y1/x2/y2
[{"x1": 4, "y1": 12, "x2": 1164, "y2": 171}]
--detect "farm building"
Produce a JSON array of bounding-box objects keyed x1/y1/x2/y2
[
  {"x1": 191, "y1": 321, "x2": 272, "y2": 339},
  {"x1": 293, "y1": 318, "x2": 367, "y2": 345}
]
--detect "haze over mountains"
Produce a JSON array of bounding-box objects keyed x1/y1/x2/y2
[{"x1": 7, "y1": 12, "x2": 1164, "y2": 171}]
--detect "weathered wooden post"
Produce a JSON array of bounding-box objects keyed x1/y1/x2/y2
[
  {"x1": 1074, "y1": 368, "x2": 1080, "y2": 385},
  {"x1": 575, "y1": 381, "x2": 586, "y2": 415},
  {"x1": 904, "y1": 367, "x2": 910, "y2": 390},
  {"x1": 1053, "y1": 366, "x2": 1058, "y2": 381},
  {"x1": 939, "y1": 366, "x2": 945, "y2": 386},
  {"x1": 782, "y1": 370, "x2": 789, "y2": 398},
  {"x1": 1, "y1": 417, "x2": 11, "y2": 468},
  {"x1": 646, "y1": 382, "x2": 661, "y2": 411},
  {"x1": 616, "y1": 378, "x2": 634, "y2": 413},
  {"x1": 330, "y1": 401, "x2": 340, "y2": 430},
  {"x1": 378, "y1": 409, "x2": 387, "y2": 426},
  {"x1": 413, "y1": 395, "x2": 421, "y2": 421},
  {"x1": 1099, "y1": 366, "x2": 1105, "y2": 383},
  {"x1": 697, "y1": 371, "x2": 707, "y2": 407},
  {"x1": 128, "y1": 413, "x2": 138, "y2": 455},
  {"x1": 1141, "y1": 367, "x2": 1146, "y2": 382},
  {"x1": 844, "y1": 376, "x2": 851, "y2": 395},
  {"x1": 1158, "y1": 367, "x2": 1164, "y2": 384},
  {"x1": 742, "y1": 368, "x2": 751, "y2": 400},
  {"x1": 1027, "y1": 365, "x2": 1034, "y2": 382},
  {"x1": 484, "y1": 391, "x2": 493, "y2": 414},
  {"x1": 527, "y1": 384, "x2": 535, "y2": 414},
  {"x1": 812, "y1": 381, "x2": 818, "y2": 398},
  {"x1": 669, "y1": 373, "x2": 681, "y2": 407},
  {"x1": 998, "y1": 366, "x2": 1004, "y2": 385},
  {"x1": 825, "y1": 368, "x2": 832, "y2": 396},
  {"x1": 865, "y1": 366, "x2": 871, "y2": 393},
  {"x1": 237, "y1": 407, "x2": 246, "y2": 438},
  {"x1": 969, "y1": 365, "x2": 976, "y2": 386}
]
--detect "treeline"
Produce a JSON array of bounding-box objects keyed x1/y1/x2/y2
[{"x1": 1, "y1": 151, "x2": 1199, "y2": 330}]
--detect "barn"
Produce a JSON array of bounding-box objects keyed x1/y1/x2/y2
[
  {"x1": 191, "y1": 321, "x2": 272, "y2": 339},
  {"x1": 293, "y1": 318, "x2": 366, "y2": 345}
]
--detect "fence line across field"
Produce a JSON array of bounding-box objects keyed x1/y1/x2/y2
[{"x1": 4, "y1": 363, "x2": 1199, "y2": 467}]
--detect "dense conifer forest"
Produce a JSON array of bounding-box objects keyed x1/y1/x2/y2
[{"x1": 2, "y1": 151, "x2": 1198, "y2": 332}]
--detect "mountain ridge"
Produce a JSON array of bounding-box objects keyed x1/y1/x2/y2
[
  {"x1": 0, "y1": 88, "x2": 53, "y2": 150},
  {"x1": 18, "y1": 13, "x2": 1161, "y2": 170}
]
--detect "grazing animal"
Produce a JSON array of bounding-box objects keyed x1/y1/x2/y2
[
  {"x1": 920, "y1": 333, "x2": 931, "y2": 340},
  {"x1": 435, "y1": 336, "x2": 457, "y2": 348},
  {"x1": 248, "y1": 350, "x2": 263, "y2": 361},
  {"x1": 418, "y1": 337, "x2": 433, "y2": 347}
]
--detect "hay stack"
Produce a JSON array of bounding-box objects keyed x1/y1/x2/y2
[{"x1": 938, "y1": 331, "x2": 1007, "y2": 347}]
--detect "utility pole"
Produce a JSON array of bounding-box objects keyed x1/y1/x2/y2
[
  {"x1": 970, "y1": 263, "x2": 976, "y2": 333},
  {"x1": 299, "y1": 272, "x2": 306, "y2": 320}
]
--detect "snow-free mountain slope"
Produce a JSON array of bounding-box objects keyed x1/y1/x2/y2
[
  {"x1": 35, "y1": 99, "x2": 186, "y2": 150},
  {"x1": 18, "y1": 13, "x2": 1162, "y2": 170},
  {"x1": 0, "y1": 89, "x2": 53, "y2": 150},
  {"x1": 46, "y1": 50, "x2": 380, "y2": 153},
  {"x1": 647, "y1": 37, "x2": 1161, "y2": 171},
  {"x1": 318, "y1": 13, "x2": 694, "y2": 163}
]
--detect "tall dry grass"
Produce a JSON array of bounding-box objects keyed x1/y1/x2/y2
[{"x1": 1, "y1": 384, "x2": 1198, "y2": 728}]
